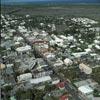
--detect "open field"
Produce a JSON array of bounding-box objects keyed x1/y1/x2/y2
[{"x1": 1, "y1": 4, "x2": 100, "y2": 21}]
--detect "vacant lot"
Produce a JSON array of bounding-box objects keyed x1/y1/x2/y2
[{"x1": 1, "y1": 4, "x2": 100, "y2": 21}]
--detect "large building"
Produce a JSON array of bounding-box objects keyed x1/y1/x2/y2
[
  {"x1": 78, "y1": 85, "x2": 94, "y2": 100},
  {"x1": 17, "y1": 73, "x2": 32, "y2": 82},
  {"x1": 16, "y1": 45, "x2": 31, "y2": 53},
  {"x1": 29, "y1": 76, "x2": 51, "y2": 84},
  {"x1": 79, "y1": 63, "x2": 92, "y2": 74}
]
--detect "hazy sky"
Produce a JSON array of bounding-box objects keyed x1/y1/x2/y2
[{"x1": 1, "y1": 0, "x2": 100, "y2": 3}]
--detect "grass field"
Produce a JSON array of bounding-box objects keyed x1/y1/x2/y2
[{"x1": 1, "y1": 4, "x2": 100, "y2": 22}]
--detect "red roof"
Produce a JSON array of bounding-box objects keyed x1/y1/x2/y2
[
  {"x1": 56, "y1": 82, "x2": 65, "y2": 88},
  {"x1": 60, "y1": 95, "x2": 68, "y2": 100}
]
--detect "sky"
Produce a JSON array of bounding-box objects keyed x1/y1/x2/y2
[{"x1": 1, "y1": 0, "x2": 100, "y2": 4}]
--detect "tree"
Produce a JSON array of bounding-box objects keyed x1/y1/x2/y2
[
  {"x1": 4, "y1": 85, "x2": 13, "y2": 92},
  {"x1": 24, "y1": 69, "x2": 31, "y2": 73},
  {"x1": 32, "y1": 87, "x2": 44, "y2": 100}
]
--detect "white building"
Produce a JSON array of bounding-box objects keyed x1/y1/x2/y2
[
  {"x1": 49, "y1": 40, "x2": 55, "y2": 46},
  {"x1": 85, "y1": 48, "x2": 92, "y2": 53},
  {"x1": 52, "y1": 78, "x2": 60, "y2": 85},
  {"x1": 51, "y1": 24, "x2": 56, "y2": 31},
  {"x1": 29, "y1": 76, "x2": 51, "y2": 84},
  {"x1": 18, "y1": 26, "x2": 27, "y2": 33},
  {"x1": 95, "y1": 45, "x2": 100, "y2": 50},
  {"x1": 78, "y1": 85, "x2": 94, "y2": 100},
  {"x1": 72, "y1": 52, "x2": 88, "y2": 58},
  {"x1": 79, "y1": 63, "x2": 92, "y2": 75},
  {"x1": 66, "y1": 35, "x2": 74, "y2": 41},
  {"x1": 53, "y1": 59, "x2": 63, "y2": 67},
  {"x1": 17, "y1": 73, "x2": 32, "y2": 82},
  {"x1": 41, "y1": 30, "x2": 48, "y2": 36},
  {"x1": 44, "y1": 52, "x2": 55, "y2": 59},
  {"x1": 64, "y1": 58, "x2": 73, "y2": 66},
  {"x1": 59, "y1": 35, "x2": 67, "y2": 40},
  {"x1": 0, "y1": 63, "x2": 5, "y2": 70},
  {"x1": 51, "y1": 34, "x2": 64, "y2": 47},
  {"x1": 16, "y1": 45, "x2": 31, "y2": 53}
]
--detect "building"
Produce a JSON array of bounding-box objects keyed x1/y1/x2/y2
[
  {"x1": 6, "y1": 64, "x2": 14, "y2": 75},
  {"x1": 44, "y1": 52, "x2": 55, "y2": 59},
  {"x1": 16, "y1": 45, "x2": 31, "y2": 53},
  {"x1": 95, "y1": 45, "x2": 100, "y2": 50},
  {"x1": 17, "y1": 73, "x2": 32, "y2": 82},
  {"x1": 64, "y1": 58, "x2": 73, "y2": 66},
  {"x1": 36, "y1": 58, "x2": 48, "y2": 69},
  {"x1": 16, "y1": 45, "x2": 32, "y2": 59},
  {"x1": 53, "y1": 59, "x2": 63, "y2": 67},
  {"x1": 0, "y1": 63, "x2": 5, "y2": 70},
  {"x1": 79, "y1": 63, "x2": 92, "y2": 74},
  {"x1": 78, "y1": 85, "x2": 94, "y2": 100},
  {"x1": 74, "y1": 79, "x2": 98, "y2": 90},
  {"x1": 59, "y1": 35, "x2": 67, "y2": 40},
  {"x1": 52, "y1": 78, "x2": 60, "y2": 85},
  {"x1": 51, "y1": 34, "x2": 64, "y2": 47},
  {"x1": 72, "y1": 52, "x2": 88, "y2": 58},
  {"x1": 32, "y1": 70, "x2": 53, "y2": 78},
  {"x1": 29, "y1": 76, "x2": 51, "y2": 84}
]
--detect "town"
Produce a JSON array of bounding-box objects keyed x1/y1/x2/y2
[{"x1": 1, "y1": 14, "x2": 100, "y2": 100}]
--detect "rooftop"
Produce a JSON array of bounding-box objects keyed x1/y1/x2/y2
[
  {"x1": 29, "y1": 76, "x2": 51, "y2": 84},
  {"x1": 78, "y1": 85, "x2": 93, "y2": 94}
]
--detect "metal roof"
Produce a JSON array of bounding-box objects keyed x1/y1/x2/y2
[
  {"x1": 29, "y1": 76, "x2": 51, "y2": 84},
  {"x1": 78, "y1": 85, "x2": 93, "y2": 94}
]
